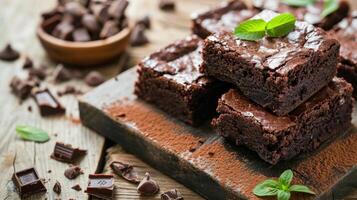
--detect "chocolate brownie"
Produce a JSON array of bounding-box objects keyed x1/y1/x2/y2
[
  {"x1": 329, "y1": 11, "x2": 357, "y2": 96},
  {"x1": 191, "y1": 0, "x2": 258, "y2": 39},
  {"x1": 213, "y1": 78, "x2": 353, "y2": 164},
  {"x1": 252, "y1": 0, "x2": 350, "y2": 30},
  {"x1": 201, "y1": 10, "x2": 340, "y2": 116},
  {"x1": 135, "y1": 35, "x2": 228, "y2": 125}
]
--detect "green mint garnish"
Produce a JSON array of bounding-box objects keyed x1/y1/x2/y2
[
  {"x1": 321, "y1": 0, "x2": 339, "y2": 17},
  {"x1": 281, "y1": 0, "x2": 315, "y2": 7},
  {"x1": 266, "y1": 13, "x2": 296, "y2": 37},
  {"x1": 234, "y1": 19, "x2": 267, "y2": 41},
  {"x1": 253, "y1": 169, "x2": 315, "y2": 200},
  {"x1": 234, "y1": 13, "x2": 296, "y2": 41},
  {"x1": 16, "y1": 125, "x2": 50, "y2": 143}
]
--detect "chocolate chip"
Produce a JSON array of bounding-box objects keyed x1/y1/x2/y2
[
  {"x1": 137, "y1": 172, "x2": 160, "y2": 196},
  {"x1": 64, "y1": 165, "x2": 83, "y2": 179},
  {"x1": 52, "y1": 21, "x2": 74, "y2": 40},
  {"x1": 71, "y1": 184, "x2": 82, "y2": 191},
  {"x1": 82, "y1": 14, "x2": 100, "y2": 33},
  {"x1": 0, "y1": 44, "x2": 20, "y2": 61},
  {"x1": 29, "y1": 65, "x2": 47, "y2": 80},
  {"x1": 100, "y1": 20, "x2": 119, "y2": 39},
  {"x1": 52, "y1": 64, "x2": 72, "y2": 82},
  {"x1": 130, "y1": 24, "x2": 149, "y2": 47},
  {"x1": 23, "y1": 57, "x2": 33, "y2": 69},
  {"x1": 161, "y1": 189, "x2": 184, "y2": 200},
  {"x1": 137, "y1": 15, "x2": 151, "y2": 29},
  {"x1": 64, "y1": 2, "x2": 87, "y2": 17},
  {"x1": 84, "y1": 71, "x2": 105, "y2": 86},
  {"x1": 159, "y1": 0, "x2": 175, "y2": 11},
  {"x1": 28, "y1": 106, "x2": 32, "y2": 112},
  {"x1": 108, "y1": 0, "x2": 128, "y2": 20},
  {"x1": 73, "y1": 28, "x2": 91, "y2": 42},
  {"x1": 10, "y1": 76, "x2": 37, "y2": 100},
  {"x1": 53, "y1": 181, "x2": 62, "y2": 194}
]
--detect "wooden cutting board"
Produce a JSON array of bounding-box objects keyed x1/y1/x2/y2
[{"x1": 79, "y1": 68, "x2": 357, "y2": 200}]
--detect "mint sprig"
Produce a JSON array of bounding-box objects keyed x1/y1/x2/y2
[
  {"x1": 281, "y1": 0, "x2": 339, "y2": 17},
  {"x1": 234, "y1": 13, "x2": 296, "y2": 41},
  {"x1": 16, "y1": 125, "x2": 50, "y2": 143},
  {"x1": 253, "y1": 169, "x2": 315, "y2": 200}
]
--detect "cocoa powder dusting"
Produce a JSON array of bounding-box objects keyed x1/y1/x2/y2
[{"x1": 105, "y1": 101, "x2": 202, "y2": 153}]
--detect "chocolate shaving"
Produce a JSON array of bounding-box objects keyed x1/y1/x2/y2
[
  {"x1": 110, "y1": 161, "x2": 140, "y2": 183},
  {"x1": 0, "y1": 44, "x2": 20, "y2": 61},
  {"x1": 137, "y1": 172, "x2": 160, "y2": 195}
]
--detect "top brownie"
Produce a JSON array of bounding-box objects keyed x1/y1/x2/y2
[
  {"x1": 201, "y1": 10, "x2": 340, "y2": 116},
  {"x1": 191, "y1": 0, "x2": 258, "y2": 38},
  {"x1": 252, "y1": 0, "x2": 350, "y2": 30}
]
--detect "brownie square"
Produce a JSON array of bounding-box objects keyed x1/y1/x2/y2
[
  {"x1": 191, "y1": 0, "x2": 258, "y2": 39},
  {"x1": 252, "y1": 0, "x2": 350, "y2": 30},
  {"x1": 329, "y1": 11, "x2": 357, "y2": 96},
  {"x1": 135, "y1": 35, "x2": 228, "y2": 125},
  {"x1": 201, "y1": 10, "x2": 340, "y2": 116},
  {"x1": 213, "y1": 78, "x2": 353, "y2": 164}
]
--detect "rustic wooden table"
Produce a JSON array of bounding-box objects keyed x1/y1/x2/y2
[{"x1": 0, "y1": 0, "x2": 356, "y2": 199}]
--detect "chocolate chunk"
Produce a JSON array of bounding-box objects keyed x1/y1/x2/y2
[
  {"x1": 10, "y1": 76, "x2": 37, "y2": 100},
  {"x1": 130, "y1": 24, "x2": 149, "y2": 46},
  {"x1": 57, "y1": 85, "x2": 83, "y2": 96},
  {"x1": 82, "y1": 14, "x2": 100, "y2": 33},
  {"x1": 84, "y1": 71, "x2": 105, "y2": 86},
  {"x1": 0, "y1": 44, "x2": 20, "y2": 61},
  {"x1": 73, "y1": 28, "x2": 91, "y2": 42},
  {"x1": 64, "y1": 1, "x2": 87, "y2": 17},
  {"x1": 64, "y1": 165, "x2": 83, "y2": 179},
  {"x1": 137, "y1": 172, "x2": 160, "y2": 195},
  {"x1": 12, "y1": 168, "x2": 47, "y2": 198},
  {"x1": 53, "y1": 181, "x2": 62, "y2": 194},
  {"x1": 110, "y1": 161, "x2": 140, "y2": 183},
  {"x1": 85, "y1": 174, "x2": 115, "y2": 199},
  {"x1": 72, "y1": 184, "x2": 82, "y2": 191},
  {"x1": 23, "y1": 57, "x2": 33, "y2": 69},
  {"x1": 100, "y1": 20, "x2": 119, "y2": 39},
  {"x1": 97, "y1": 4, "x2": 111, "y2": 24},
  {"x1": 29, "y1": 66, "x2": 47, "y2": 80},
  {"x1": 161, "y1": 189, "x2": 184, "y2": 200},
  {"x1": 52, "y1": 64, "x2": 72, "y2": 82},
  {"x1": 52, "y1": 21, "x2": 74, "y2": 40},
  {"x1": 51, "y1": 142, "x2": 87, "y2": 163},
  {"x1": 42, "y1": 14, "x2": 62, "y2": 33},
  {"x1": 108, "y1": 0, "x2": 128, "y2": 20},
  {"x1": 137, "y1": 15, "x2": 151, "y2": 29},
  {"x1": 159, "y1": 0, "x2": 175, "y2": 11},
  {"x1": 32, "y1": 88, "x2": 65, "y2": 116}
]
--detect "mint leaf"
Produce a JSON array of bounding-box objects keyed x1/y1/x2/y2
[
  {"x1": 279, "y1": 169, "x2": 294, "y2": 187},
  {"x1": 234, "y1": 19, "x2": 267, "y2": 41},
  {"x1": 278, "y1": 190, "x2": 291, "y2": 200},
  {"x1": 322, "y1": 0, "x2": 338, "y2": 17},
  {"x1": 16, "y1": 125, "x2": 50, "y2": 143},
  {"x1": 266, "y1": 13, "x2": 296, "y2": 37},
  {"x1": 289, "y1": 185, "x2": 316, "y2": 194},
  {"x1": 281, "y1": 0, "x2": 316, "y2": 7},
  {"x1": 253, "y1": 179, "x2": 279, "y2": 196}
]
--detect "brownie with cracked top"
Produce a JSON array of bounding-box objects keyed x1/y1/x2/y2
[
  {"x1": 252, "y1": 0, "x2": 350, "y2": 30},
  {"x1": 191, "y1": 0, "x2": 258, "y2": 39},
  {"x1": 329, "y1": 11, "x2": 357, "y2": 96},
  {"x1": 201, "y1": 10, "x2": 340, "y2": 116},
  {"x1": 135, "y1": 35, "x2": 228, "y2": 125},
  {"x1": 213, "y1": 78, "x2": 353, "y2": 164}
]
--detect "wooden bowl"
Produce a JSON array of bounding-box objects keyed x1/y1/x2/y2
[{"x1": 37, "y1": 26, "x2": 131, "y2": 66}]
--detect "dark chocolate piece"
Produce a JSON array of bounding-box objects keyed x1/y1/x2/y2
[
  {"x1": 73, "y1": 28, "x2": 91, "y2": 42},
  {"x1": 130, "y1": 24, "x2": 149, "y2": 46},
  {"x1": 22, "y1": 57, "x2": 33, "y2": 69},
  {"x1": 57, "y1": 85, "x2": 83, "y2": 96},
  {"x1": 137, "y1": 15, "x2": 151, "y2": 29},
  {"x1": 53, "y1": 180, "x2": 62, "y2": 194},
  {"x1": 12, "y1": 168, "x2": 47, "y2": 198},
  {"x1": 108, "y1": 0, "x2": 128, "y2": 19},
  {"x1": 0, "y1": 44, "x2": 20, "y2": 61},
  {"x1": 32, "y1": 88, "x2": 65, "y2": 116},
  {"x1": 64, "y1": 165, "x2": 83, "y2": 179},
  {"x1": 72, "y1": 184, "x2": 82, "y2": 191},
  {"x1": 159, "y1": 0, "x2": 175, "y2": 11},
  {"x1": 137, "y1": 172, "x2": 159, "y2": 196},
  {"x1": 84, "y1": 71, "x2": 105, "y2": 87},
  {"x1": 82, "y1": 14, "x2": 100, "y2": 33},
  {"x1": 85, "y1": 174, "x2": 115, "y2": 200},
  {"x1": 64, "y1": 1, "x2": 87, "y2": 17},
  {"x1": 52, "y1": 21, "x2": 74, "y2": 40},
  {"x1": 110, "y1": 161, "x2": 140, "y2": 183},
  {"x1": 10, "y1": 76, "x2": 37, "y2": 100},
  {"x1": 42, "y1": 14, "x2": 62, "y2": 33},
  {"x1": 100, "y1": 20, "x2": 119, "y2": 39},
  {"x1": 161, "y1": 189, "x2": 184, "y2": 200},
  {"x1": 52, "y1": 64, "x2": 72, "y2": 82},
  {"x1": 28, "y1": 66, "x2": 47, "y2": 80},
  {"x1": 51, "y1": 142, "x2": 87, "y2": 163}
]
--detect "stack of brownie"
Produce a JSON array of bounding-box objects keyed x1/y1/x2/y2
[{"x1": 135, "y1": 1, "x2": 355, "y2": 165}]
